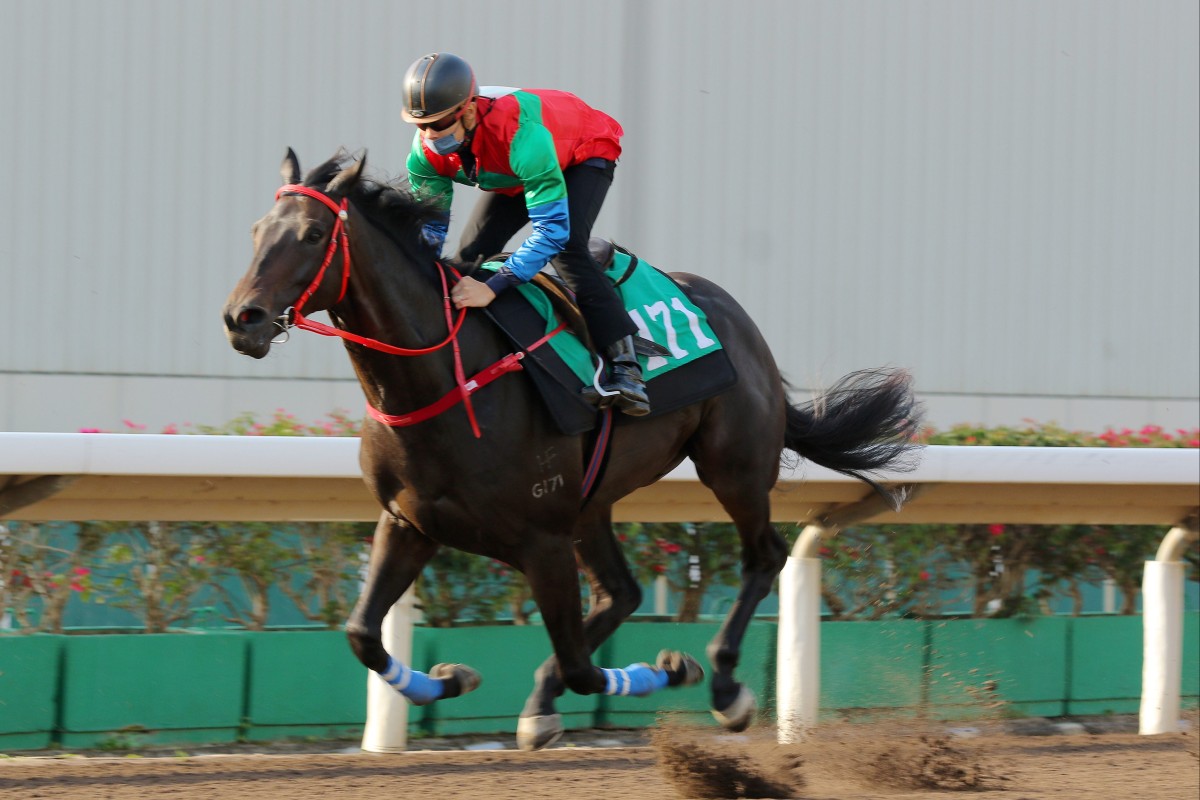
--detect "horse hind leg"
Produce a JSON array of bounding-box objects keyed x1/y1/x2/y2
[
  {"x1": 694, "y1": 463, "x2": 788, "y2": 732},
  {"x1": 346, "y1": 513, "x2": 481, "y2": 705}
]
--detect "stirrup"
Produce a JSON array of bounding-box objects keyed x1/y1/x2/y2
[{"x1": 610, "y1": 382, "x2": 650, "y2": 417}]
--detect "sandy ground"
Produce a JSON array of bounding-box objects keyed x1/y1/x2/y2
[{"x1": 2, "y1": 717, "x2": 1197, "y2": 800}]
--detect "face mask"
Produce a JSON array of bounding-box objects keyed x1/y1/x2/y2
[{"x1": 427, "y1": 132, "x2": 463, "y2": 156}]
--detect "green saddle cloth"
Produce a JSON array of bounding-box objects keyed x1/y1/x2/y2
[{"x1": 480, "y1": 249, "x2": 723, "y2": 384}]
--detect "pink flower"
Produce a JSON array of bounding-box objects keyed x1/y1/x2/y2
[
  {"x1": 73, "y1": 567, "x2": 90, "y2": 576},
  {"x1": 919, "y1": 570, "x2": 932, "y2": 581},
  {"x1": 122, "y1": 419, "x2": 147, "y2": 431},
  {"x1": 161, "y1": 424, "x2": 179, "y2": 435},
  {"x1": 69, "y1": 582, "x2": 84, "y2": 592},
  {"x1": 652, "y1": 564, "x2": 666, "y2": 574},
  {"x1": 988, "y1": 524, "x2": 1005, "y2": 537}
]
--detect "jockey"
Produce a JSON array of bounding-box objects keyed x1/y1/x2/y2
[{"x1": 401, "y1": 52, "x2": 649, "y2": 417}]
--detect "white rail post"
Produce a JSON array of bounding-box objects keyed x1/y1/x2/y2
[
  {"x1": 777, "y1": 523, "x2": 831, "y2": 743},
  {"x1": 654, "y1": 574, "x2": 669, "y2": 615},
  {"x1": 1139, "y1": 520, "x2": 1199, "y2": 735},
  {"x1": 361, "y1": 589, "x2": 417, "y2": 752}
]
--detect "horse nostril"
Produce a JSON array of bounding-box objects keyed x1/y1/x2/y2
[
  {"x1": 240, "y1": 307, "x2": 267, "y2": 327},
  {"x1": 228, "y1": 306, "x2": 268, "y2": 331}
]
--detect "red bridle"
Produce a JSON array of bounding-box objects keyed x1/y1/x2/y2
[
  {"x1": 268, "y1": 183, "x2": 564, "y2": 437},
  {"x1": 276, "y1": 184, "x2": 351, "y2": 316},
  {"x1": 273, "y1": 183, "x2": 470, "y2": 355}
]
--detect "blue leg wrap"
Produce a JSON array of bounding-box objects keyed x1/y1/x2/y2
[
  {"x1": 600, "y1": 663, "x2": 670, "y2": 697},
  {"x1": 377, "y1": 656, "x2": 445, "y2": 705}
]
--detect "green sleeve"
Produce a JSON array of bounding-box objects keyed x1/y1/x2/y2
[
  {"x1": 406, "y1": 133, "x2": 454, "y2": 211},
  {"x1": 507, "y1": 122, "x2": 567, "y2": 209}
]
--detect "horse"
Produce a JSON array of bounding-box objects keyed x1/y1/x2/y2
[{"x1": 223, "y1": 149, "x2": 923, "y2": 750}]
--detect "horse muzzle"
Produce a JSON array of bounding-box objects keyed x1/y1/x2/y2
[{"x1": 223, "y1": 303, "x2": 278, "y2": 358}]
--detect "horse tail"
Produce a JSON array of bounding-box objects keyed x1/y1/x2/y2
[{"x1": 782, "y1": 368, "x2": 924, "y2": 509}]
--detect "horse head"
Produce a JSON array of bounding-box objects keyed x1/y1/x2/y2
[{"x1": 223, "y1": 148, "x2": 365, "y2": 358}]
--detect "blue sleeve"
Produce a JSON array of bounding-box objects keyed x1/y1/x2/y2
[
  {"x1": 483, "y1": 197, "x2": 569, "y2": 294},
  {"x1": 419, "y1": 213, "x2": 450, "y2": 256}
]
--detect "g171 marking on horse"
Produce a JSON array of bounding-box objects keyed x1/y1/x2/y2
[
  {"x1": 532, "y1": 475, "x2": 565, "y2": 499},
  {"x1": 222, "y1": 149, "x2": 924, "y2": 750}
]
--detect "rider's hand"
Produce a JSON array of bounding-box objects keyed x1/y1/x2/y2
[{"x1": 450, "y1": 276, "x2": 496, "y2": 309}]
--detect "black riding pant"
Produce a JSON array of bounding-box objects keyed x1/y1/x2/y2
[{"x1": 456, "y1": 159, "x2": 636, "y2": 350}]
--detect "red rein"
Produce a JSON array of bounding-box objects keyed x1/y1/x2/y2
[{"x1": 274, "y1": 184, "x2": 559, "y2": 438}]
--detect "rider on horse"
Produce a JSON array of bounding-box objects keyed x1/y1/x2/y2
[{"x1": 400, "y1": 51, "x2": 650, "y2": 417}]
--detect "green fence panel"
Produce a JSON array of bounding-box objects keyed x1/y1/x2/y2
[
  {"x1": 1184, "y1": 611, "x2": 1200, "y2": 708},
  {"x1": 0, "y1": 613, "x2": 1188, "y2": 752},
  {"x1": 244, "y1": 630, "x2": 367, "y2": 741},
  {"x1": 1067, "y1": 616, "x2": 1143, "y2": 715},
  {"x1": 819, "y1": 620, "x2": 926, "y2": 718},
  {"x1": 927, "y1": 617, "x2": 1069, "y2": 719},
  {"x1": 599, "y1": 622, "x2": 776, "y2": 729},
  {"x1": 411, "y1": 625, "x2": 597, "y2": 737},
  {"x1": 59, "y1": 632, "x2": 246, "y2": 748},
  {"x1": 0, "y1": 635, "x2": 63, "y2": 750}
]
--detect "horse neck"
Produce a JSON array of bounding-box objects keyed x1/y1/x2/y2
[{"x1": 330, "y1": 220, "x2": 496, "y2": 411}]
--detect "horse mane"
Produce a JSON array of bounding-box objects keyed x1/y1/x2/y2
[{"x1": 302, "y1": 154, "x2": 453, "y2": 278}]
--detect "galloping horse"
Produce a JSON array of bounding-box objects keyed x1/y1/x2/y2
[{"x1": 223, "y1": 149, "x2": 923, "y2": 750}]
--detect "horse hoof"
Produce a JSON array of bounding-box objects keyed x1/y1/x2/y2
[
  {"x1": 429, "y1": 663, "x2": 482, "y2": 700},
  {"x1": 516, "y1": 713, "x2": 563, "y2": 751},
  {"x1": 711, "y1": 685, "x2": 757, "y2": 732},
  {"x1": 656, "y1": 649, "x2": 705, "y2": 687}
]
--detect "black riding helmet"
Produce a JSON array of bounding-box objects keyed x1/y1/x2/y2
[{"x1": 401, "y1": 52, "x2": 477, "y2": 124}]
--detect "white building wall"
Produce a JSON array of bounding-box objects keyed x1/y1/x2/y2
[{"x1": 1, "y1": 0, "x2": 1196, "y2": 434}]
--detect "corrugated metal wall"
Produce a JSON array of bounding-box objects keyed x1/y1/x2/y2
[{"x1": 1, "y1": 0, "x2": 1197, "y2": 432}]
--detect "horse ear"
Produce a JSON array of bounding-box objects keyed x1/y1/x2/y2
[
  {"x1": 326, "y1": 152, "x2": 366, "y2": 195},
  {"x1": 281, "y1": 148, "x2": 302, "y2": 185}
]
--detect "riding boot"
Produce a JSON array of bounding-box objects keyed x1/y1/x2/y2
[{"x1": 603, "y1": 335, "x2": 651, "y2": 417}]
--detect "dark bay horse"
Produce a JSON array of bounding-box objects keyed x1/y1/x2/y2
[{"x1": 223, "y1": 149, "x2": 923, "y2": 750}]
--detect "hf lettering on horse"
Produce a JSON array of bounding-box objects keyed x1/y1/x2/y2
[{"x1": 222, "y1": 149, "x2": 924, "y2": 750}]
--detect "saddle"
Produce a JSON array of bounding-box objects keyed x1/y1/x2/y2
[
  {"x1": 524, "y1": 238, "x2": 672, "y2": 359},
  {"x1": 480, "y1": 240, "x2": 738, "y2": 435}
]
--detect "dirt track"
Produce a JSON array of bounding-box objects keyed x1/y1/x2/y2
[{"x1": 2, "y1": 721, "x2": 1197, "y2": 800}]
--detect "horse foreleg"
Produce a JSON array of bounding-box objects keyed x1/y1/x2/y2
[
  {"x1": 517, "y1": 518, "x2": 703, "y2": 750},
  {"x1": 514, "y1": 537, "x2": 603, "y2": 749},
  {"x1": 346, "y1": 513, "x2": 480, "y2": 705},
  {"x1": 520, "y1": 514, "x2": 642, "y2": 733}
]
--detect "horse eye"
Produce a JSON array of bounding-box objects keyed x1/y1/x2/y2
[{"x1": 303, "y1": 228, "x2": 325, "y2": 244}]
